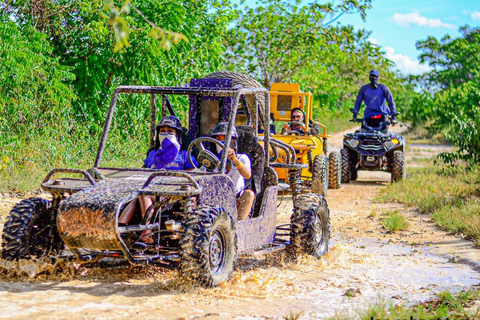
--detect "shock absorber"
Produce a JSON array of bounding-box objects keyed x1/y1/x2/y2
[
  {"x1": 181, "y1": 196, "x2": 194, "y2": 215},
  {"x1": 288, "y1": 169, "x2": 301, "y2": 203}
]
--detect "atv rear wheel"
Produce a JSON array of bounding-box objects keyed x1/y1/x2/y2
[
  {"x1": 180, "y1": 206, "x2": 237, "y2": 287},
  {"x1": 1, "y1": 197, "x2": 63, "y2": 260},
  {"x1": 311, "y1": 154, "x2": 328, "y2": 195},
  {"x1": 341, "y1": 148, "x2": 351, "y2": 183},
  {"x1": 391, "y1": 150, "x2": 406, "y2": 182},
  {"x1": 290, "y1": 193, "x2": 330, "y2": 258},
  {"x1": 328, "y1": 151, "x2": 342, "y2": 189}
]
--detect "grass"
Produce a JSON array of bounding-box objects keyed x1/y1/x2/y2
[
  {"x1": 329, "y1": 290, "x2": 480, "y2": 320},
  {"x1": 382, "y1": 210, "x2": 409, "y2": 232},
  {"x1": 0, "y1": 130, "x2": 147, "y2": 193},
  {"x1": 404, "y1": 124, "x2": 451, "y2": 145},
  {"x1": 376, "y1": 162, "x2": 480, "y2": 243}
]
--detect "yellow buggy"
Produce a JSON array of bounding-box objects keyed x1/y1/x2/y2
[{"x1": 268, "y1": 83, "x2": 342, "y2": 195}]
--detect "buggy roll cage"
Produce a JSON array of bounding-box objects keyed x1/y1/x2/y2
[{"x1": 94, "y1": 85, "x2": 270, "y2": 174}]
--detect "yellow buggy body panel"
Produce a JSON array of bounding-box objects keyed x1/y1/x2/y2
[{"x1": 269, "y1": 83, "x2": 328, "y2": 181}]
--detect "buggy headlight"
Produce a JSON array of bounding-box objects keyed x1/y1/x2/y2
[
  {"x1": 384, "y1": 139, "x2": 399, "y2": 149},
  {"x1": 346, "y1": 139, "x2": 359, "y2": 148}
]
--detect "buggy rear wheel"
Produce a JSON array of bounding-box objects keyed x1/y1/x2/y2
[
  {"x1": 391, "y1": 150, "x2": 406, "y2": 182},
  {"x1": 1, "y1": 197, "x2": 63, "y2": 260},
  {"x1": 180, "y1": 206, "x2": 237, "y2": 287},
  {"x1": 311, "y1": 154, "x2": 328, "y2": 195},
  {"x1": 290, "y1": 193, "x2": 330, "y2": 258},
  {"x1": 328, "y1": 151, "x2": 342, "y2": 189},
  {"x1": 341, "y1": 148, "x2": 351, "y2": 183}
]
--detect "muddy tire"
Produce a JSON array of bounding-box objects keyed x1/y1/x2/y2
[
  {"x1": 311, "y1": 154, "x2": 328, "y2": 196},
  {"x1": 341, "y1": 148, "x2": 351, "y2": 183},
  {"x1": 180, "y1": 206, "x2": 237, "y2": 287},
  {"x1": 290, "y1": 193, "x2": 330, "y2": 258},
  {"x1": 391, "y1": 150, "x2": 406, "y2": 182},
  {"x1": 1, "y1": 198, "x2": 63, "y2": 260},
  {"x1": 328, "y1": 151, "x2": 342, "y2": 189}
]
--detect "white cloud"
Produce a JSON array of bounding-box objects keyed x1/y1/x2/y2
[
  {"x1": 463, "y1": 10, "x2": 480, "y2": 21},
  {"x1": 391, "y1": 12, "x2": 455, "y2": 29},
  {"x1": 384, "y1": 46, "x2": 431, "y2": 75}
]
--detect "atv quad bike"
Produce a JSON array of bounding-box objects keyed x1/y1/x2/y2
[
  {"x1": 1, "y1": 77, "x2": 331, "y2": 287},
  {"x1": 341, "y1": 112, "x2": 406, "y2": 183},
  {"x1": 268, "y1": 83, "x2": 342, "y2": 196}
]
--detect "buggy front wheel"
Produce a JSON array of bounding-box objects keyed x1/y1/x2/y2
[{"x1": 180, "y1": 206, "x2": 237, "y2": 287}]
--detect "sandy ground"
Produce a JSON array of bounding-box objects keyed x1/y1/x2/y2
[{"x1": 1, "y1": 126, "x2": 479, "y2": 320}]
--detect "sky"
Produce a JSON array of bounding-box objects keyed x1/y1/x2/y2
[{"x1": 240, "y1": 0, "x2": 480, "y2": 75}]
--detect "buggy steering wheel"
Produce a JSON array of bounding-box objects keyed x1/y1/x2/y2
[
  {"x1": 187, "y1": 137, "x2": 225, "y2": 171},
  {"x1": 286, "y1": 121, "x2": 305, "y2": 136}
]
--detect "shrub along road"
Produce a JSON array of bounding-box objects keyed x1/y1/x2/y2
[{"x1": 0, "y1": 127, "x2": 479, "y2": 319}]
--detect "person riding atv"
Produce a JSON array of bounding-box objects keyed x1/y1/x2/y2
[
  {"x1": 352, "y1": 69, "x2": 399, "y2": 133},
  {"x1": 341, "y1": 71, "x2": 406, "y2": 183}
]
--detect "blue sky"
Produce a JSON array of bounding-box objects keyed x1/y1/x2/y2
[{"x1": 239, "y1": 0, "x2": 480, "y2": 75}]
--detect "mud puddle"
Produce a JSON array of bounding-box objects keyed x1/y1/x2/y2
[{"x1": 1, "y1": 129, "x2": 480, "y2": 319}]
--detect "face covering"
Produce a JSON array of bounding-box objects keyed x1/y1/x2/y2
[
  {"x1": 216, "y1": 140, "x2": 225, "y2": 154},
  {"x1": 154, "y1": 133, "x2": 180, "y2": 169},
  {"x1": 369, "y1": 76, "x2": 379, "y2": 88}
]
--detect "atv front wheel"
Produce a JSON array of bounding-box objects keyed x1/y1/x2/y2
[
  {"x1": 311, "y1": 154, "x2": 328, "y2": 195},
  {"x1": 341, "y1": 149, "x2": 351, "y2": 183},
  {"x1": 290, "y1": 193, "x2": 330, "y2": 258},
  {"x1": 180, "y1": 206, "x2": 237, "y2": 287},
  {"x1": 1, "y1": 197, "x2": 63, "y2": 260},
  {"x1": 328, "y1": 151, "x2": 342, "y2": 189},
  {"x1": 391, "y1": 150, "x2": 406, "y2": 182}
]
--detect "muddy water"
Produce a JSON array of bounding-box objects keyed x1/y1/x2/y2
[{"x1": 1, "y1": 129, "x2": 479, "y2": 319}]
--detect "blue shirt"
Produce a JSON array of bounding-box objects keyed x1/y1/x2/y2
[
  {"x1": 353, "y1": 84, "x2": 397, "y2": 119},
  {"x1": 144, "y1": 149, "x2": 197, "y2": 170}
]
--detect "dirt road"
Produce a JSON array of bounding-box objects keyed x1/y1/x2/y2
[{"x1": 1, "y1": 128, "x2": 479, "y2": 320}]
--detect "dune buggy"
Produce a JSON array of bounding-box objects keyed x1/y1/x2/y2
[
  {"x1": 1, "y1": 77, "x2": 331, "y2": 286},
  {"x1": 268, "y1": 83, "x2": 342, "y2": 195},
  {"x1": 341, "y1": 112, "x2": 406, "y2": 183}
]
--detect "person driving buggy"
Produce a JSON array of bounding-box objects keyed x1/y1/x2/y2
[
  {"x1": 352, "y1": 69, "x2": 399, "y2": 130},
  {"x1": 119, "y1": 115, "x2": 197, "y2": 241},
  {"x1": 281, "y1": 107, "x2": 306, "y2": 135},
  {"x1": 211, "y1": 122, "x2": 254, "y2": 221}
]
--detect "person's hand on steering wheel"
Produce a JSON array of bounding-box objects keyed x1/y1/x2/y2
[{"x1": 187, "y1": 137, "x2": 225, "y2": 171}]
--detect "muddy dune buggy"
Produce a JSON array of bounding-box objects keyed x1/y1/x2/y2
[
  {"x1": 1, "y1": 77, "x2": 330, "y2": 286},
  {"x1": 268, "y1": 83, "x2": 342, "y2": 195},
  {"x1": 341, "y1": 110, "x2": 406, "y2": 183}
]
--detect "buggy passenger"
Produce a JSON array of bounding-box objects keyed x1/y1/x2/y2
[
  {"x1": 119, "y1": 115, "x2": 196, "y2": 242},
  {"x1": 211, "y1": 123, "x2": 254, "y2": 221}
]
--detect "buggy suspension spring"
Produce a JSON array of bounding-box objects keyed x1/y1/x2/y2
[
  {"x1": 181, "y1": 197, "x2": 194, "y2": 214},
  {"x1": 288, "y1": 169, "x2": 301, "y2": 202},
  {"x1": 307, "y1": 150, "x2": 313, "y2": 173}
]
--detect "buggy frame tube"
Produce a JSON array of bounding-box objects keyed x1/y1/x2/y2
[{"x1": 94, "y1": 86, "x2": 267, "y2": 168}]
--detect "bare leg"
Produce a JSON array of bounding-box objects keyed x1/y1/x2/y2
[
  {"x1": 118, "y1": 200, "x2": 137, "y2": 224},
  {"x1": 139, "y1": 195, "x2": 155, "y2": 243},
  {"x1": 236, "y1": 190, "x2": 255, "y2": 220}
]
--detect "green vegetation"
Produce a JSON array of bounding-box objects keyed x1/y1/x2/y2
[
  {"x1": 405, "y1": 26, "x2": 480, "y2": 164},
  {"x1": 224, "y1": 0, "x2": 416, "y2": 116},
  {"x1": 382, "y1": 210, "x2": 409, "y2": 232},
  {"x1": 1, "y1": 0, "x2": 416, "y2": 193},
  {"x1": 330, "y1": 290, "x2": 480, "y2": 319},
  {"x1": 377, "y1": 163, "x2": 480, "y2": 243}
]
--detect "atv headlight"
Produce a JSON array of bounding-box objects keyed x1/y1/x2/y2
[
  {"x1": 384, "y1": 138, "x2": 399, "y2": 149},
  {"x1": 346, "y1": 138, "x2": 359, "y2": 148}
]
